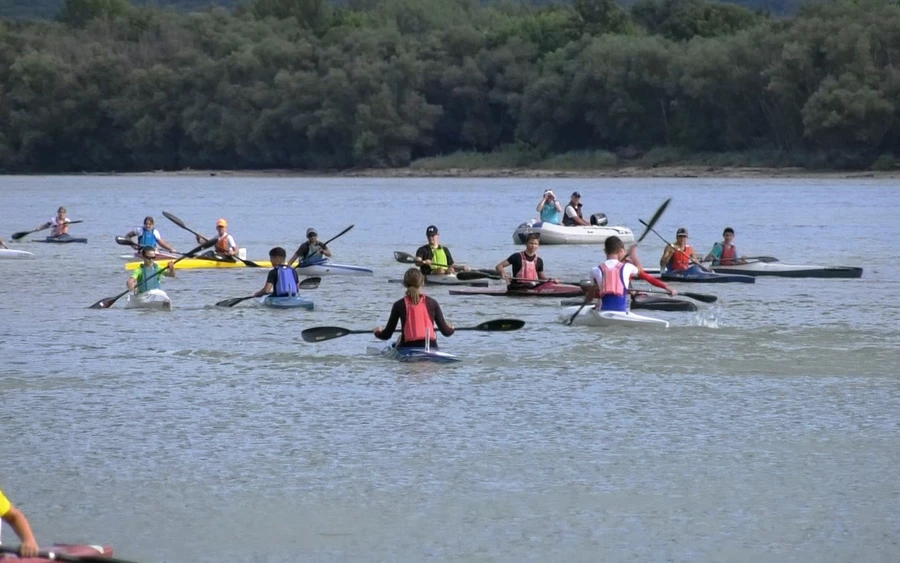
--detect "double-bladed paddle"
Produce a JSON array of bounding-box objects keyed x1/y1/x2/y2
[
  {"x1": 12, "y1": 221, "x2": 84, "y2": 241},
  {"x1": 215, "y1": 277, "x2": 322, "y2": 307},
  {"x1": 296, "y1": 224, "x2": 355, "y2": 267},
  {"x1": 639, "y1": 219, "x2": 711, "y2": 272},
  {"x1": 89, "y1": 241, "x2": 209, "y2": 309},
  {"x1": 743, "y1": 255, "x2": 779, "y2": 263},
  {"x1": 162, "y1": 211, "x2": 261, "y2": 267},
  {"x1": 566, "y1": 198, "x2": 672, "y2": 326},
  {"x1": 301, "y1": 318, "x2": 525, "y2": 343},
  {"x1": 394, "y1": 250, "x2": 416, "y2": 264},
  {"x1": 0, "y1": 546, "x2": 137, "y2": 563}
]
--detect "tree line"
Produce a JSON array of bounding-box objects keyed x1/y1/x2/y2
[{"x1": 0, "y1": 0, "x2": 897, "y2": 173}]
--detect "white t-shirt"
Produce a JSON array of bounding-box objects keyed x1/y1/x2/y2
[
  {"x1": 50, "y1": 216, "x2": 70, "y2": 236},
  {"x1": 592, "y1": 259, "x2": 638, "y2": 289}
]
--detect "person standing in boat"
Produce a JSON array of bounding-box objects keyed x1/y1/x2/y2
[
  {"x1": 494, "y1": 232, "x2": 558, "y2": 289},
  {"x1": 195, "y1": 218, "x2": 238, "y2": 258},
  {"x1": 536, "y1": 189, "x2": 562, "y2": 224},
  {"x1": 374, "y1": 268, "x2": 455, "y2": 349},
  {"x1": 660, "y1": 227, "x2": 704, "y2": 274},
  {"x1": 591, "y1": 236, "x2": 675, "y2": 312},
  {"x1": 128, "y1": 247, "x2": 175, "y2": 295},
  {"x1": 704, "y1": 227, "x2": 746, "y2": 265},
  {"x1": 254, "y1": 247, "x2": 300, "y2": 298},
  {"x1": 562, "y1": 192, "x2": 589, "y2": 226},
  {"x1": 415, "y1": 225, "x2": 468, "y2": 275},
  {"x1": 288, "y1": 228, "x2": 332, "y2": 267},
  {"x1": 124, "y1": 216, "x2": 176, "y2": 254},
  {"x1": 37, "y1": 206, "x2": 71, "y2": 238},
  {"x1": 0, "y1": 488, "x2": 39, "y2": 558}
]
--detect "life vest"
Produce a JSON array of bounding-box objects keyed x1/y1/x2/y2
[
  {"x1": 138, "y1": 227, "x2": 158, "y2": 248},
  {"x1": 274, "y1": 265, "x2": 298, "y2": 296},
  {"x1": 517, "y1": 251, "x2": 538, "y2": 280},
  {"x1": 431, "y1": 246, "x2": 449, "y2": 268},
  {"x1": 137, "y1": 263, "x2": 161, "y2": 293},
  {"x1": 598, "y1": 262, "x2": 628, "y2": 312},
  {"x1": 719, "y1": 243, "x2": 737, "y2": 265},
  {"x1": 539, "y1": 205, "x2": 561, "y2": 225},
  {"x1": 562, "y1": 204, "x2": 582, "y2": 226},
  {"x1": 303, "y1": 242, "x2": 323, "y2": 262},
  {"x1": 215, "y1": 234, "x2": 232, "y2": 253},
  {"x1": 403, "y1": 295, "x2": 434, "y2": 343},
  {"x1": 668, "y1": 244, "x2": 694, "y2": 271}
]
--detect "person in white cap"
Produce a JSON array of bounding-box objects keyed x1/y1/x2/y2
[
  {"x1": 536, "y1": 189, "x2": 562, "y2": 224},
  {"x1": 289, "y1": 227, "x2": 332, "y2": 266}
]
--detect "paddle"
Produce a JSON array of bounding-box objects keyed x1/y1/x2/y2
[
  {"x1": 297, "y1": 224, "x2": 355, "y2": 266},
  {"x1": 639, "y1": 219, "x2": 711, "y2": 272},
  {"x1": 162, "y1": 211, "x2": 261, "y2": 267},
  {"x1": 301, "y1": 318, "x2": 525, "y2": 343},
  {"x1": 115, "y1": 236, "x2": 140, "y2": 249},
  {"x1": 566, "y1": 198, "x2": 672, "y2": 326},
  {"x1": 392, "y1": 250, "x2": 475, "y2": 273},
  {"x1": 636, "y1": 289, "x2": 717, "y2": 303},
  {"x1": 12, "y1": 221, "x2": 84, "y2": 241},
  {"x1": 744, "y1": 255, "x2": 779, "y2": 263},
  {"x1": 0, "y1": 545, "x2": 138, "y2": 563},
  {"x1": 215, "y1": 277, "x2": 322, "y2": 307},
  {"x1": 393, "y1": 250, "x2": 416, "y2": 264},
  {"x1": 89, "y1": 241, "x2": 208, "y2": 309}
]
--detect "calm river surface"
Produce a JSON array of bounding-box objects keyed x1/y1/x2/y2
[{"x1": 1, "y1": 176, "x2": 898, "y2": 562}]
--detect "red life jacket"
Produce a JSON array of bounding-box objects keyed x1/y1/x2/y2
[
  {"x1": 518, "y1": 251, "x2": 538, "y2": 280},
  {"x1": 215, "y1": 234, "x2": 232, "y2": 253},
  {"x1": 600, "y1": 262, "x2": 626, "y2": 296},
  {"x1": 403, "y1": 295, "x2": 434, "y2": 342},
  {"x1": 720, "y1": 243, "x2": 737, "y2": 265},
  {"x1": 669, "y1": 244, "x2": 694, "y2": 271}
]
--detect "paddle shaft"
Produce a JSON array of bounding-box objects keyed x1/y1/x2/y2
[
  {"x1": 216, "y1": 277, "x2": 321, "y2": 306},
  {"x1": 640, "y1": 220, "x2": 710, "y2": 272},
  {"x1": 163, "y1": 211, "x2": 260, "y2": 266},
  {"x1": 302, "y1": 319, "x2": 524, "y2": 342},
  {"x1": 0, "y1": 545, "x2": 137, "y2": 563},
  {"x1": 12, "y1": 220, "x2": 84, "y2": 240}
]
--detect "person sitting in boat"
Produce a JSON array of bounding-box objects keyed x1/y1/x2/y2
[
  {"x1": 128, "y1": 247, "x2": 175, "y2": 294},
  {"x1": 124, "y1": 216, "x2": 176, "y2": 254},
  {"x1": 660, "y1": 227, "x2": 704, "y2": 274},
  {"x1": 254, "y1": 247, "x2": 300, "y2": 298},
  {"x1": 495, "y1": 232, "x2": 558, "y2": 289},
  {"x1": 562, "y1": 192, "x2": 589, "y2": 226},
  {"x1": 374, "y1": 268, "x2": 455, "y2": 349},
  {"x1": 704, "y1": 227, "x2": 746, "y2": 265},
  {"x1": 592, "y1": 236, "x2": 675, "y2": 312},
  {"x1": 0, "y1": 487, "x2": 39, "y2": 558},
  {"x1": 536, "y1": 189, "x2": 562, "y2": 224},
  {"x1": 37, "y1": 206, "x2": 71, "y2": 238},
  {"x1": 288, "y1": 227, "x2": 332, "y2": 267},
  {"x1": 415, "y1": 225, "x2": 469, "y2": 275},
  {"x1": 195, "y1": 218, "x2": 238, "y2": 259}
]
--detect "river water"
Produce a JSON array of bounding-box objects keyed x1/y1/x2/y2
[{"x1": 0, "y1": 176, "x2": 897, "y2": 562}]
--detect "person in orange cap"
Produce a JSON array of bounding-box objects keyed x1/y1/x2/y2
[{"x1": 196, "y1": 218, "x2": 238, "y2": 258}]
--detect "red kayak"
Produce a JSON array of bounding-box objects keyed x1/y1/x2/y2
[
  {"x1": 0, "y1": 544, "x2": 114, "y2": 562},
  {"x1": 449, "y1": 281, "x2": 585, "y2": 298}
]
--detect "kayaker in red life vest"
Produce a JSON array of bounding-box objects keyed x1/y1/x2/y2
[
  {"x1": 0, "y1": 488, "x2": 40, "y2": 557},
  {"x1": 415, "y1": 225, "x2": 469, "y2": 275},
  {"x1": 590, "y1": 236, "x2": 676, "y2": 312},
  {"x1": 660, "y1": 227, "x2": 704, "y2": 274},
  {"x1": 704, "y1": 227, "x2": 747, "y2": 265},
  {"x1": 195, "y1": 218, "x2": 238, "y2": 258},
  {"x1": 494, "y1": 232, "x2": 559, "y2": 288},
  {"x1": 374, "y1": 268, "x2": 455, "y2": 349}
]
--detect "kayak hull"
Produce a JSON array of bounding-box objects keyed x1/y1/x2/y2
[
  {"x1": 707, "y1": 261, "x2": 863, "y2": 278},
  {"x1": 126, "y1": 258, "x2": 273, "y2": 270},
  {"x1": 367, "y1": 343, "x2": 460, "y2": 363},
  {"x1": 389, "y1": 274, "x2": 489, "y2": 287},
  {"x1": 561, "y1": 306, "x2": 670, "y2": 328},
  {"x1": 512, "y1": 219, "x2": 635, "y2": 245},
  {"x1": 261, "y1": 295, "x2": 314, "y2": 310},
  {"x1": 0, "y1": 248, "x2": 34, "y2": 259},
  {"x1": 449, "y1": 281, "x2": 584, "y2": 298},
  {"x1": 295, "y1": 260, "x2": 373, "y2": 276},
  {"x1": 34, "y1": 235, "x2": 87, "y2": 243},
  {"x1": 660, "y1": 270, "x2": 755, "y2": 284},
  {"x1": 119, "y1": 251, "x2": 180, "y2": 261},
  {"x1": 125, "y1": 289, "x2": 172, "y2": 310},
  {"x1": 560, "y1": 294, "x2": 698, "y2": 312},
  {"x1": 0, "y1": 544, "x2": 113, "y2": 562}
]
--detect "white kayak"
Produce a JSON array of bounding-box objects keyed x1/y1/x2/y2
[
  {"x1": 0, "y1": 248, "x2": 34, "y2": 259},
  {"x1": 366, "y1": 342, "x2": 460, "y2": 363},
  {"x1": 295, "y1": 259, "x2": 373, "y2": 276},
  {"x1": 560, "y1": 306, "x2": 669, "y2": 328},
  {"x1": 388, "y1": 273, "x2": 489, "y2": 287},
  {"x1": 125, "y1": 289, "x2": 172, "y2": 310},
  {"x1": 513, "y1": 219, "x2": 635, "y2": 245}
]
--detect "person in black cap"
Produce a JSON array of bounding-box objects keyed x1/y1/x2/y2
[
  {"x1": 289, "y1": 227, "x2": 333, "y2": 266},
  {"x1": 660, "y1": 227, "x2": 704, "y2": 273},
  {"x1": 415, "y1": 225, "x2": 468, "y2": 275},
  {"x1": 562, "y1": 192, "x2": 589, "y2": 226}
]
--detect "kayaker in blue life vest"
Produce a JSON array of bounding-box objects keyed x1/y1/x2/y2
[
  {"x1": 495, "y1": 232, "x2": 559, "y2": 289},
  {"x1": 704, "y1": 227, "x2": 747, "y2": 265},
  {"x1": 288, "y1": 228, "x2": 332, "y2": 267},
  {"x1": 254, "y1": 247, "x2": 300, "y2": 298},
  {"x1": 415, "y1": 225, "x2": 469, "y2": 275},
  {"x1": 374, "y1": 268, "x2": 455, "y2": 349},
  {"x1": 660, "y1": 227, "x2": 704, "y2": 274},
  {"x1": 127, "y1": 247, "x2": 175, "y2": 294},
  {"x1": 536, "y1": 189, "x2": 562, "y2": 224},
  {"x1": 591, "y1": 236, "x2": 676, "y2": 312},
  {"x1": 124, "y1": 216, "x2": 176, "y2": 254},
  {"x1": 562, "y1": 192, "x2": 589, "y2": 226},
  {"x1": 0, "y1": 488, "x2": 39, "y2": 558}
]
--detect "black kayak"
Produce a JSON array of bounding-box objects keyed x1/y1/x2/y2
[
  {"x1": 560, "y1": 294, "x2": 698, "y2": 312},
  {"x1": 34, "y1": 235, "x2": 88, "y2": 244},
  {"x1": 659, "y1": 270, "x2": 754, "y2": 284}
]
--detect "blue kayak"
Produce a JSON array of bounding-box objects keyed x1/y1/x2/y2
[
  {"x1": 366, "y1": 343, "x2": 460, "y2": 363},
  {"x1": 660, "y1": 269, "x2": 755, "y2": 284},
  {"x1": 260, "y1": 295, "x2": 315, "y2": 310}
]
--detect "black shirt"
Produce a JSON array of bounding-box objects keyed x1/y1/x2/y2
[
  {"x1": 415, "y1": 244, "x2": 455, "y2": 275},
  {"x1": 375, "y1": 295, "x2": 454, "y2": 348}
]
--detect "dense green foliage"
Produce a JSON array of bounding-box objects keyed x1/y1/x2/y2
[{"x1": 0, "y1": 0, "x2": 897, "y2": 172}]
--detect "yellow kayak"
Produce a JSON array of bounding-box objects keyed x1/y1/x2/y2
[{"x1": 125, "y1": 258, "x2": 273, "y2": 270}]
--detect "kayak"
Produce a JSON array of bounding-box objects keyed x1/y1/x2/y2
[
  {"x1": 560, "y1": 306, "x2": 670, "y2": 328},
  {"x1": 512, "y1": 219, "x2": 635, "y2": 245},
  {"x1": 659, "y1": 270, "x2": 755, "y2": 284},
  {"x1": 366, "y1": 342, "x2": 460, "y2": 363},
  {"x1": 260, "y1": 295, "x2": 315, "y2": 310},
  {"x1": 126, "y1": 258, "x2": 273, "y2": 270},
  {"x1": 449, "y1": 281, "x2": 585, "y2": 298},
  {"x1": 389, "y1": 274, "x2": 489, "y2": 287},
  {"x1": 560, "y1": 294, "x2": 698, "y2": 312},
  {"x1": 704, "y1": 260, "x2": 863, "y2": 279},
  {"x1": 295, "y1": 259, "x2": 373, "y2": 276},
  {"x1": 0, "y1": 248, "x2": 34, "y2": 259},
  {"x1": 118, "y1": 251, "x2": 180, "y2": 261},
  {"x1": 0, "y1": 544, "x2": 114, "y2": 562},
  {"x1": 125, "y1": 289, "x2": 172, "y2": 310},
  {"x1": 33, "y1": 235, "x2": 87, "y2": 243}
]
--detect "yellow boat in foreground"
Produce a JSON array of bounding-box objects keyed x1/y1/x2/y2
[{"x1": 125, "y1": 258, "x2": 273, "y2": 271}]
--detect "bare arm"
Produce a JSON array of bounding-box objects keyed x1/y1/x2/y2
[
  {"x1": 3, "y1": 505, "x2": 39, "y2": 557},
  {"x1": 495, "y1": 258, "x2": 511, "y2": 281},
  {"x1": 157, "y1": 236, "x2": 175, "y2": 252}
]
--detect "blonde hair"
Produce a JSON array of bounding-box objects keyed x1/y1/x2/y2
[{"x1": 403, "y1": 268, "x2": 425, "y2": 304}]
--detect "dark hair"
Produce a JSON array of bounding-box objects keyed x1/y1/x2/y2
[
  {"x1": 140, "y1": 246, "x2": 156, "y2": 257},
  {"x1": 604, "y1": 236, "x2": 624, "y2": 255},
  {"x1": 143, "y1": 216, "x2": 154, "y2": 224},
  {"x1": 526, "y1": 233, "x2": 540, "y2": 242},
  {"x1": 723, "y1": 227, "x2": 735, "y2": 236},
  {"x1": 269, "y1": 246, "x2": 287, "y2": 258}
]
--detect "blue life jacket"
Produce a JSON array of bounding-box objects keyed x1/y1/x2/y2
[
  {"x1": 137, "y1": 263, "x2": 161, "y2": 293},
  {"x1": 275, "y1": 265, "x2": 298, "y2": 296},
  {"x1": 138, "y1": 227, "x2": 158, "y2": 248},
  {"x1": 540, "y1": 205, "x2": 561, "y2": 225}
]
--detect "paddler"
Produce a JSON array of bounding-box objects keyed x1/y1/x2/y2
[
  {"x1": 128, "y1": 247, "x2": 175, "y2": 294},
  {"x1": 660, "y1": 227, "x2": 704, "y2": 274},
  {"x1": 195, "y1": 218, "x2": 238, "y2": 259},
  {"x1": 0, "y1": 487, "x2": 40, "y2": 558},
  {"x1": 288, "y1": 227, "x2": 332, "y2": 267},
  {"x1": 374, "y1": 268, "x2": 455, "y2": 349},
  {"x1": 494, "y1": 232, "x2": 558, "y2": 288},
  {"x1": 704, "y1": 227, "x2": 747, "y2": 265},
  {"x1": 254, "y1": 247, "x2": 300, "y2": 298},
  {"x1": 591, "y1": 236, "x2": 676, "y2": 312},
  {"x1": 415, "y1": 225, "x2": 469, "y2": 275},
  {"x1": 36, "y1": 206, "x2": 71, "y2": 238},
  {"x1": 124, "y1": 216, "x2": 176, "y2": 254}
]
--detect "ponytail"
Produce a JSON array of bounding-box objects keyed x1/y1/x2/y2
[{"x1": 403, "y1": 268, "x2": 425, "y2": 305}]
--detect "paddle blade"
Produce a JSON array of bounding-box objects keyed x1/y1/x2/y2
[
  {"x1": 162, "y1": 211, "x2": 188, "y2": 230},
  {"x1": 456, "y1": 271, "x2": 494, "y2": 281},
  {"x1": 635, "y1": 197, "x2": 671, "y2": 246},
  {"x1": 89, "y1": 291, "x2": 127, "y2": 309},
  {"x1": 10, "y1": 230, "x2": 31, "y2": 240},
  {"x1": 237, "y1": 257, "x2": 261, "y2": 267},
  {"x1": 216, "y1": 296, "x2": 249, "y2": 307},
  {"x1": 468, "y1": 319, "x2": 525, "y2": 331},
  {"x1": 301, "y1": 326, "x2": 370, "y2": 342},
  {"x1": 394, "y1": 251, "x2": 416, "y2": 264},
  {"x1": 299, "y1": 276, "x2": 321, "y2": 289},
  {"x1": 115, "y1": 236, "x2": 138, "y2": 248},
  {"x1": 683, "y1": 291, "x2": 718, "y2": 303}
]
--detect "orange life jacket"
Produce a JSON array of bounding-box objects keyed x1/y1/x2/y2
[{"x1": 403, "y1": 295, "x2": 434, "y2": 342}]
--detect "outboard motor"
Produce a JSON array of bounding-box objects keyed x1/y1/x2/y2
[{"x1": 590, "y1": 213, "x2": 608, "y2": 226}]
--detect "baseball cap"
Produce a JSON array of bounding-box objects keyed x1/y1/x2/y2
[
  {"x1": 543, "y1": 189, "x2": 554, "y2": 196},
  {"x1": 306, "y1": 227, "x2": 318, "y2": 237},
  {"x1": 216, "y1": 218, "x2": 228, "y2": 228},
  {"x1": 676, "y1": 227, "x2": 688, "y2": 236},
  {"x1": 571, "y1": 191, "x2": 581, "y2": 198},
  {"x1": 426, "y1": 225, "x2": 439, "y2": 236}
]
